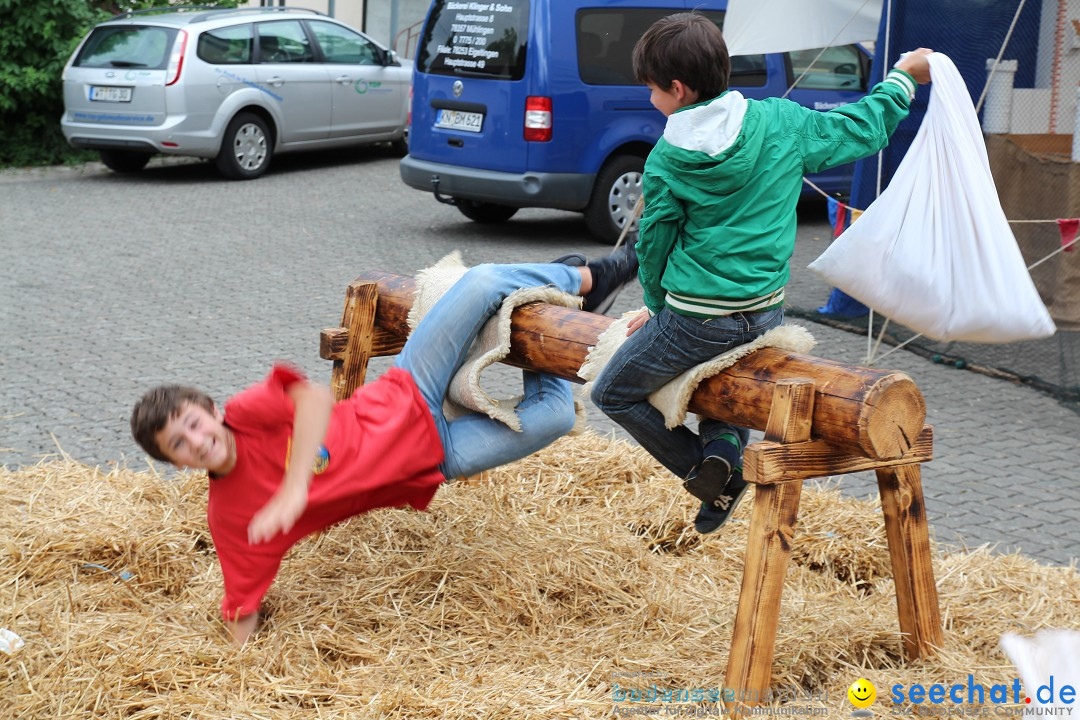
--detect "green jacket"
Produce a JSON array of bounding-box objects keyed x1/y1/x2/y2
[{"x1": 637, "y1": 68, "x2": 916, "y2": 317}]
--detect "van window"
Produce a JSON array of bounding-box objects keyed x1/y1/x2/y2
[
  {"x1": 416, "y1": 0, "x2": 530, "y2": 80},
  {"x1": 74, "y1": 25, "x2": 176, "y2": 69},
  {"x1": 788, "y1": 45, "x2": 867, "y2": 91},
  {"x1": 576, "y1": 9, "x2": 766, "y2": 88},
  {"x1": 257, "y1": 20, "x2": 315, "y2": 63},
  {"x1": 197, "y1": 24, "x2": 253, "y2": 65}
]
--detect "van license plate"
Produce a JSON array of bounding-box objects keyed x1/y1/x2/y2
[
  {"x1": 90, "y1": 86, "x2": 133, "y2": 103},
  {"x1": 435, "y1": 108, "x2": 483, "y2": 133}
]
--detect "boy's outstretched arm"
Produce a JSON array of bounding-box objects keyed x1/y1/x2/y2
[
  {"x1": 798, "y1": 48, "x2": 933, "y2": 174},
  {"x1": 247, "y1": 380, "x2": 335, "y2": 544}
]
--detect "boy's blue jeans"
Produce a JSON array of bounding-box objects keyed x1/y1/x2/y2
[
  {"x1": 590, "y1": 306, "x2": 784, "y2": 480},
  {"x1": 395, "y1": 263, "x2": 582, "y2": 481}
]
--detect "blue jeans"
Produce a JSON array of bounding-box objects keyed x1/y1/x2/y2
[
  {"x1": 395, "y1": 263, "x2": 582, "y2": 481},
  {"x1": 590, "y1": 306, "x2": 784, "y2": 480}
]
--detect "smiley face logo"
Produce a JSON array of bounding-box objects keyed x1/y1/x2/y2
[{"x1": 848, "y1": 678, "x2": 876, "y2": 709}]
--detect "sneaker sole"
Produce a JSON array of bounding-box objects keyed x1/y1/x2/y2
[
  {"x1": 587, "y1": 282, "x2": 627, "y2": 315},
  {"x1": 695, "y1": 481, "x2": 750, "y2": 534},
  {"x1": 683, "y1": 455, "x2": 732, "y2": 504}
]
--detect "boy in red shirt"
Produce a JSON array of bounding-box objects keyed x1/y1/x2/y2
[{"x1": 130, "y1": 252, "x2": 635, "y2": 644}]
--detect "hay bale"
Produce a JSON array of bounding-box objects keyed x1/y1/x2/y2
[{"x1": 2, "y1": 433, "x2": 1077, "y2": 719}]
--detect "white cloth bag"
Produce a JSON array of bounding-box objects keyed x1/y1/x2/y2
[
  {"x1": 1001, "y1": 630, "x2": 1080, "y2": 710},
  {"x1": 808, "y1": 52, "x2": 1056, "y2": 343}
]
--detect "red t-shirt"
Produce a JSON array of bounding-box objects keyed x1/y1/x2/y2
[{"x1": 207, "y1": 364, "x2": 445, "y2": 620}]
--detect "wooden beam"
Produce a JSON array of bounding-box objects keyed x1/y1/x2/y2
[
  {"x1": 320, "y1": 271, "x2": 925, "y2": 460},
  {"x1": 743, "y1": 426, "x2": 933, "y2": 485}
]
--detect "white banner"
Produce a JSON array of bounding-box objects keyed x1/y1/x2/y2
[{"x1": 724, "y1": 0, "x2": 883, "y2": 56}]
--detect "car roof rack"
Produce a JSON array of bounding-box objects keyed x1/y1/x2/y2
[
  {"x1": 185, "y1": 6, "x2": 326, "y2": 23},
  {"x1": 111, "y1": 5, "x2": 325, "y2": 23},
  {"x1": 112, "y1": 5, "x2": 220, "y2": 19}
]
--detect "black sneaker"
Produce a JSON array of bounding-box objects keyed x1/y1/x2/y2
[
  {"x1": 682, "y1": 436, "x2": 740, "y2": 504},
  {"x1": 582, "y1": 241, "x2": 638, "y2": 314},
  {"x1": 694, "y1": 469, "x2": 750, "y2": 534}
]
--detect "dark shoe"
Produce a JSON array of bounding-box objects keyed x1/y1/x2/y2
[
  {"x1": 682, "y1": 436, "x2": 740, "y2": 504},
  {"x1": 694, "y1": 469, "x2": 750, "y2": 534},
  {"x1": 582, "y1": 241, "x2": 638, "y2": 314},
  {"x1": 552, "y1": 252, "x2": 587, "y2": 267}
]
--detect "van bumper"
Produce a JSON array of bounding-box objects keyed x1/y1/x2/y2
[{"x1": 400, "y1": 156, "x2": 594, "y2": 211}]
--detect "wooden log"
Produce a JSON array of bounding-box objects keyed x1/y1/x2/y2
[
  {"x1": 725, "y1": 380, "x2": 814, "y2": 709},
  {"x1": 319, "y1": 271, "x2": 925, "y2": 460},
  {"x1": 877, "y1": 462, "x2": 944, "y2": 660}
]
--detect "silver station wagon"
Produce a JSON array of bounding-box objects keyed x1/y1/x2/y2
[{"x1": 61, "y1": 7, "x2": 411, "y2": 179}]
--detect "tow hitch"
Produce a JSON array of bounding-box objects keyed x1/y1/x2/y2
[{"x1": 430, "y1": 175, "x2": 457, "y2": 206}]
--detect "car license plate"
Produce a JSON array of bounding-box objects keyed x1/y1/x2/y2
[
  {"x1": 435, "y1": 108, "x2": 483, "y2": 133},
  {"x1": 90, "y1": 86, "x2": 133, "y2": 103}
]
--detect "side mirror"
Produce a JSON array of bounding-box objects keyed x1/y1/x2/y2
[{"x1": 384, "y1": 49, "x2": 401, "y2": 67}]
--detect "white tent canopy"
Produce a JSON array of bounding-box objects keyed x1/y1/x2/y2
[{"x1": 723, "y1": 0, "x2": 883, "y2": 56}]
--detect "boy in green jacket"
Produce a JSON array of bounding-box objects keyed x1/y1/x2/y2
[{"x1": 590, "y1": 12, "x2": 932, "y2": 533}]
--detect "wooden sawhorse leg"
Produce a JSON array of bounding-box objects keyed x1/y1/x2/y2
[
  {"x1": 877, "y1": 460, "x2": 943, "y2": 659},
  {"x1": 725, "y1": 379, "x2": 814, "y2": 709}
]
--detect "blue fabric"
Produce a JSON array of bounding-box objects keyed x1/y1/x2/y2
[
  {"x1": 395, "y1": 263, "x2": 581, "y2": 480},
  {"x1": 817, "y1": 288, "x2": 870, "y2": 318},
  {"x1": 849, "y1": 0, "x2": 1042, "y2": 212},
  {"x1": 590, "y1": 306, "x2": 783, "y2": 480}
]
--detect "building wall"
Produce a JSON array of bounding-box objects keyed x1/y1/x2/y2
[
  {"x1": 364, "y1": 0, "x2": 431, "y2": 56},
  {"x1": 1033, "y1": 0, "x2": 1080, "y2": 134},
  {"x1": 240, "y1": 1, "x2": 366, "y2": 40},
  {"x1": 240, "y1": 0, "x2": 429, "y2": 55},
  {"x1": 981, "y1": 0, "x2": 1080, "y2": 135}
]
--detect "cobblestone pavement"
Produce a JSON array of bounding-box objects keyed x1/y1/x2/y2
[{"x1": 2, "y1": 151, "x2": 1077, "y2": 566}]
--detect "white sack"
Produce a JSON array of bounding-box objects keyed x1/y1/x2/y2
[
  {"x1": 808, "y1": 52, "x2": 1056, "y2": 343},
  {"x1": 1001, "y1": 630, "x2": 1080, "y2": 709}
]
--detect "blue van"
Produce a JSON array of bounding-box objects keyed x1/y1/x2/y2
[{"x1": 400, "y1": 0, "x2": 871, "y2": 243}]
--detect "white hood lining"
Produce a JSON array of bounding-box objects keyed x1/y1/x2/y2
[{"x1": 662, "y1": 91, "x2": 748, "y2": 157}]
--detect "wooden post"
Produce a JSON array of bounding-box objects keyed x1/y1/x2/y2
[
  {"x1": 725, "y1": 379, "x2": 815, "y2": 709},
  {"x1": 330, "y1": 282, "x2": 378, "y2": 401},
  {"x1": 877, "y1": 456, "x2": 944, "y2": 659}
]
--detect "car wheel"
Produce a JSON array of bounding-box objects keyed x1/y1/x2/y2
[
  {"x1": 584, "y1": 154, "x2": 645, "y2": 244},
  {"x1": 456, "y1": 200, "x2": 518, "y2": 224},
  {"x1": 215, "y1": 112, "x2": 272, "y2": 180},
  {"x1": 100, "y1": 150, "x2": 152, "y2": 173}
]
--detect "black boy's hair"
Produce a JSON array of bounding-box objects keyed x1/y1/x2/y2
[
  {"x1": 632, "y1": 12, "x2": 731, "y2": 102},
  {"x1": 131, "y1": 385, "x2": 215, "y2": 462}
]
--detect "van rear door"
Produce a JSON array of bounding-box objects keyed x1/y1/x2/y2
[{"x1": 410, "y1": 0, "x2": 531, "y2": 173}]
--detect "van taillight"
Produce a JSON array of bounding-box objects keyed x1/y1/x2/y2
[
  {"x1": 524, "y1": 96, "x2": 552, "y2": 142},
  {"x1": 166, "y1": 30, "x2": 188, "y2": 86}
]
